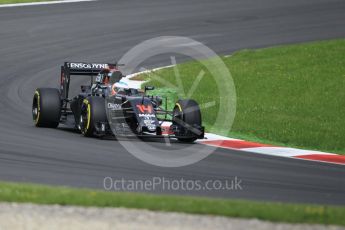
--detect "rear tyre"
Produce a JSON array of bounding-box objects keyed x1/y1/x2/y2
[
  {"x1": 80, "y1": 96, "x2": 107, "y2": 137},
  {"x1": 173, "y1": 99, "x2": 202, "y2": 143},
  {"x1": 32, "y1": 88, "x2": 61, "y2": 128}
]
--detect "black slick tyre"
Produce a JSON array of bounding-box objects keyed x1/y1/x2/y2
[
  {"x1": 173, "y1": 99, "x2": 202, "y2": 143},
  {"x1": 80, "y1": 96, "x2": 107, "y2": 137},
  {"x1": 32, "y1": 88, "x2": 61, "y2": 128}
]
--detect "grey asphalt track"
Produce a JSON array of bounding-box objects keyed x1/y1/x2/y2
[{"x1": 0, "y1": 0, "x2": 345, "y2": 205}]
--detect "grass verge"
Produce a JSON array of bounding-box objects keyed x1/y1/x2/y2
[
  {"x1": 139, "y1": 39, "x2": 345, "y2": 154},
  {"x1": 0, "y1": 0, "x2": 53, "y2": 4},
  {"x1": 0, "y1": 181, "x2": 345, "y2": 226}
]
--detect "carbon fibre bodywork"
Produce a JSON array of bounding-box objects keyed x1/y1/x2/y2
[{"x1": 59, "y1": 62, "x2": 204, "y2": 141}]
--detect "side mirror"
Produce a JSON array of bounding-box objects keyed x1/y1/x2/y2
[{"x1": 144, "y1": 86, "x2": 155, "y2": 92}]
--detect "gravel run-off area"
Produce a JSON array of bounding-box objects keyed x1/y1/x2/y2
[{"x1": 0, "y1": 203, "x2": 344, "y2": 230}]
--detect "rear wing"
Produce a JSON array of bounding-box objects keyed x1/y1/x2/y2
[
  {"x1": 63, "y1": 62, "x2": 113, "y2": 76},
  {"x1": 60, "y1": 62, "x2": 116, "y2": 100}
]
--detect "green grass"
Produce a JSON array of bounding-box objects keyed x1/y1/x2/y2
[
  {"x1": 0, "y1": 181, "x2": 345, "y2": 226},
  {"x1": 0, "y1": 0, "x2": 52, "y2": 4},
  {"x1": 139, "y1": 39, "x2": 345, "y2": 154}
]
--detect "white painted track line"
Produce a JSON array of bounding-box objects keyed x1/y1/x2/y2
[{"x1": 0, "y1": 0, "x2": 95, "y2": 8}]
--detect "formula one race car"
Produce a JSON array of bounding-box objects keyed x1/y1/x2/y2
[{"x1": 32, "y1": 62, "x2": 204, "y2": 142}]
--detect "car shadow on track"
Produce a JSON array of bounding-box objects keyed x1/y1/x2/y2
[{"x1": 56, "y1": 126, "x2": 190, "y2": 145}]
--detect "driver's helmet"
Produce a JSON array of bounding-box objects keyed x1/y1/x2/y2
[{"x1": 111, "y1": 81, "x2": 129, "y2": 95}]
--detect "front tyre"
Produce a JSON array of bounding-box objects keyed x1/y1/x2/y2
[
  {"x1": 80, "y1": 96, "x2": 107, "y2": 137},
  {"x1": 173, "y1": 99, "x2": 202, "y2": 143},
  {"x1": 32, "y1": 88, "x2": 61, "y2": 128}
]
